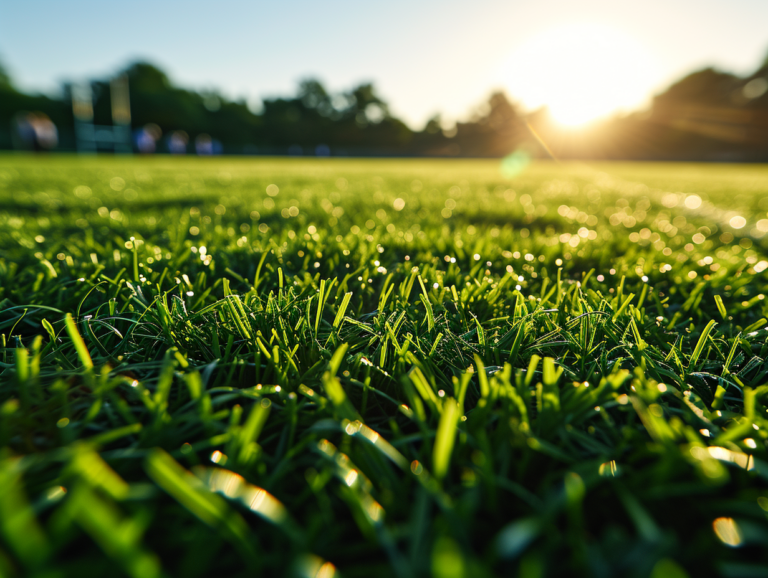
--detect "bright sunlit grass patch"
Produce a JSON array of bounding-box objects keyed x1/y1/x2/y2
[{"x1": 1, "y1": 155, "x2": 768, "y2": 577}]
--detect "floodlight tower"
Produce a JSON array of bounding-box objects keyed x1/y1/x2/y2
[
  {"x1": 72, "y1": 83, "x2": 96, "y2": 153},
  {"x1": 72, "y1": 74, "x2": 132, "y2": 153},
  {"x1": 110, "y1": 74, "x2": 132, "y2": 153}
]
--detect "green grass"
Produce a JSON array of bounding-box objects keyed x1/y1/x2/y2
[{"x1": 2, "y1": 154, "x2": 768, "y2": 578}]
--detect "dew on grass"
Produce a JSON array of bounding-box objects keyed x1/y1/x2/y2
[
  {"x1": 344, "y1": 470, "x2": 358, "y2": 487},
  {"x1": 6, "y1": 158, "x2": 768, "y2": 575},
  {"x1": 210, "y1": 450, "x2": 227, "y2": 464},
  {"x1": 713, "y1": 518, "x2": 742, "y2": 547},
  {"x1": 685, "y1": 195, "x2": 702, "y2": 209},
  {"x1": 45, "y1": 486, "x2": 67, "y2": 501}
]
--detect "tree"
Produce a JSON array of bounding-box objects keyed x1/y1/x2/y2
[
  {"x1": 124, "y1": 62, "x2": 172, "y2": 92},
  {"x1": 0, "y1": 57, "x2": 14, "y2": 92}
]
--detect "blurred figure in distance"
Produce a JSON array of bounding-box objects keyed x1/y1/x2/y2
[
  {"x1": 135, "y1": 123, "x2": 162, "y2": 153},
  {"x1": 195, "y1": 133, "x2": 213, "y2": 155},
  {"x1": 167, "y1": 130, "x2": 189, "y2": 154},
  {"x1": 13, "y1": 112, "x2": 58, "y2": 151}
]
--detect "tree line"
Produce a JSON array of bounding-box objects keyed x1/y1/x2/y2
[{"x1": 1, "y1": 55, "x2": 767, "y2": 160}]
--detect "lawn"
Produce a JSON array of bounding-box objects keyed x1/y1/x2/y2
[{"x1": 1, "y1": 154, "x2": 768, "y2": 578}]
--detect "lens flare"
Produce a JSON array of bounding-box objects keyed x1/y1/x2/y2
[{"x1": 502, "y1": 23, "x2": 657, "y2": 126}]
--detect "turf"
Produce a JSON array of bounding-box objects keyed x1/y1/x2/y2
[{"x1": 1, "y1": 154, "x2": 768, "y2": 578}]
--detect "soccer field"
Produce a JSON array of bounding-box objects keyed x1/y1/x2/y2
[{"x1": 2, "y1": 154, "x2": 768, "y2": 577}]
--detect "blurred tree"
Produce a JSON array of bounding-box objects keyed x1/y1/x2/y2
[
  {"x1": 653, "y1": 68, "x2": 740, "y2": 107},
  {"x1": 423, "y1": 115, "x2": 443, "y2": 134},
  {"x1": 125, "y1": 62, "x2": 172, "y2": 92},
  {"x1": 114, "y1": 61, "x2": 261, "y2": 153},
  {"x1": 1, "y1": 55, "x2": 768, "y2": 159},
  {"x1": 299, "y1": 79, "x2": 331, "y2": 114},
  {"x1": 0, "y1": 57, "x2": 14, "y2": 91},
  {"x1": 451, "y1": 92, "x2": 528, "y2": 157}
]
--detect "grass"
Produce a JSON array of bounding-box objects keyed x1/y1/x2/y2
[{"x1": 1, "y1": 154, "x2": 768, "y2": 577}]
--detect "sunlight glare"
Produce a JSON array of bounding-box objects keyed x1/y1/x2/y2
[{"x1": 503, "y1": 23, "x2": 657, "y2": 126}]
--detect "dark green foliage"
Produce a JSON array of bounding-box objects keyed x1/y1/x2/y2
[
  {"x1": 1, "y1": 156, "x2": 768, "y2": 577},
  {"x1": 4, "y1": 54, "x2": 768, "y2": 159}
]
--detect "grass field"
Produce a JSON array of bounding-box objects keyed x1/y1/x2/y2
[{"x1": 2, "y1": 154, "x2": 768, "y2": 578}]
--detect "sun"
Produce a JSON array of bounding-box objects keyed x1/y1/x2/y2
[{"x1": 502, "y1": 23, "x2": 657, "y2": 126}]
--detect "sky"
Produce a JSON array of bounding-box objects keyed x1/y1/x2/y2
[{"x1": 1, "y1": 0, "x2": 768, "y2": 128}]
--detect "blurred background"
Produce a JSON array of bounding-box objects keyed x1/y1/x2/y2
[{"x1": 1, "y1": 0, "x2": 767, "y2": 160}]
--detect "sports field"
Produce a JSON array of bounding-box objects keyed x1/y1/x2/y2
[{"x1": 2, "y1": 155, "x2": 768, "y2": 577}]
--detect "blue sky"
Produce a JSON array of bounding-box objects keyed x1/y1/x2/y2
[{"x1": 2, "y1": 0, "x2": 767, "y2": 128}]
